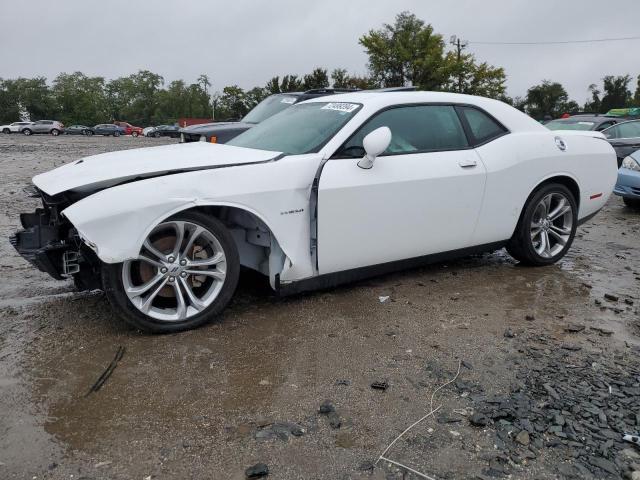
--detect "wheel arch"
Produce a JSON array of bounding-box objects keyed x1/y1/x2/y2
[
  {"x1": 511, "y1": 174, "x2": 581, "y2": 238},
  {"x1": 138, "y1": 203, "x2": 288, "y2": 289}
]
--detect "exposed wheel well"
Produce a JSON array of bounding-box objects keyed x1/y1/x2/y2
[{"x1": 172, "y1": 205, "x2": 285, "y2": 287}]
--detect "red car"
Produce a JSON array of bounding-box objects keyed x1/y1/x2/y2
[{"x1": 113, "y1": 121, "x2": 143, "y2": 137}]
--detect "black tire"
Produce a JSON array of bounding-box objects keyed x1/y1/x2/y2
[
  {"x1": 2, "y1": 128, "x2": 10, "y2": 134},
  {"x1": 623, "y1": 197, "x2": 640, "y2": 209},
  {"x1": 506, "y1": 183, "x2": 578, "y2": 266},
  {"x1": 22, "y1": 128, "x2": 32, "y2": 136},
  {"x1": 153, "y1": 132, "x2": 160, "y2": 138},
  {"x1": 51, "y1": 129, "x2": 60, "y2": 136},
  {"x1": 86, "y1": 130, "x2": 94, "y2": 136},
  {"x1": 114, "y1": 131, "x2": 120, "y2": 137},
  {"x1": 102, "y1": 211, "x2": 240, "y2": 333},
  {"x1": 132, "y1": 131, "x2": 139, "y2": 137}
]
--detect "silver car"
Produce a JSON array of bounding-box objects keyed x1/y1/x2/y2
[
  {"x1": 22, "y1": 120, "x2": 65, "y2": 136},
  {"x1": 1, "y1": 121, "x2": 33, "y2": 134}
]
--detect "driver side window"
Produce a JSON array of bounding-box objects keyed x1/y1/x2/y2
[{"x1": 336, "y1": 105, "x2": 468, "y2": 158}]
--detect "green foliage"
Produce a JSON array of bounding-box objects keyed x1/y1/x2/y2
[
  {"x1": 359, "y1": 11, "x2": 446, "y2": 90},
  {"x1": 360, "y1": 11, "x2": 505, "y2": 98},
  {"x1": 442, "y1": 52, "x2": 506, "y2": 98},
  {"x1": 634, "y1": 75, "x2": 640, "y2": 107},
  {"x1": 583, "y1": 83, "x2": 602, "y2": 112},
  {"x1": 524, "y1": 80, "x2": 578, "y2": 120},
  {"x1": 330, "y1": 69, "x2": 376, "y2": 89},
  {"x1": 303, "y1": 68, "x2": 330, "y2": 90},
  {"x1": 601, "y1": 75, "x2": 632, "y2": 112}
]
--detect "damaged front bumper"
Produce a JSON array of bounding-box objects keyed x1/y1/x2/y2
[{"x1": 11, "y1": 188, "x2": 101, "y2": 289}]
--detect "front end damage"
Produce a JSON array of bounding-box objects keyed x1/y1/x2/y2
[{"x1": 11, "y1": 187, "x2": 102, "y2": 290}]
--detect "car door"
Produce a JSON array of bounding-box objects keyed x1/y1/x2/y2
[
  {"x1": 317, "y1": 104, "x2": 486, "y2": 275},
  {"x1": 605, "y1": 121, "x2": 640, "y2": 161}
]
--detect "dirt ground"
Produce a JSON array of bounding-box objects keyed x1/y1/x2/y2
[{"x1": 0, "y1": 135, "x2": 639, "y2": 480}]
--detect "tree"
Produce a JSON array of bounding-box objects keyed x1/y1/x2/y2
[
  {"x1": 359, "y1": 11, "x2": 446, "y2": 89},
  {"x1": 331, "y1": 69, "x2": 377, "y2": 90},
  {"x1": 215, "y1": 85, "x2": 248, "y2": 120},
  {"x1": 601, "y1": 75, "x2": 632, "y2": 112},
  {"x1": 303, "y1": 68, "x2": 330, "y2": 90},
  {"x1": 442, "y1": 52, "x2": 506, "y2": 98},
  {"x1": 524, "y1": 80, "x2": 578, "y2": 119},
  {"x1": 52, "y1": 72, "x2": 107, "y2": 125},
  {"x1": 634, "y1": 75, "x2": 640, "y2": 107},
  {"x1": 583, "y1": 83, "x2": 601, "y2": 113}
]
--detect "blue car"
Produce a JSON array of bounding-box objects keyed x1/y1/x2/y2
[{"x1": 614, "y1": 149, "x2": 640, "y2": 209}]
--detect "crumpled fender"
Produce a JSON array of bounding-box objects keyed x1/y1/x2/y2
[{"x1": 62, "y1": 156, "x2": 322, "y2": 282}]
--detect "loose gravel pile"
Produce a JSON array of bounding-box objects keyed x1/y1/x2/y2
[{"x1": 468, "y1": 332, "x2": 640, "y2": 479}]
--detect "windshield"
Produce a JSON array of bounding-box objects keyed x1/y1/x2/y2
[
  {"x1": 241, "y1": 94, "x2": 299, "y2": 124},
  {"x1": 546, "y1": 120, "x2": 595, "y2": 131},
  {"x1": 229, "y1": 102, "x2": 362, "y2": 154}
]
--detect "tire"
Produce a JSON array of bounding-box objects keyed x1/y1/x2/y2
[
  {"x1": 102, "y1": 211, "x2": 240, "y2": 333},
  {"x1": 623, "y1": 197, "x2": 640, "y2": 209},
  {"x1": 23, "y1": 128, "x2": 32, "y2": 136},
  {"x1": 2, "y1": 128, "x2": 10, "y2": 134},
  {"x1": 132, "y1": 131, "x2": 139, "y2": 137},
  {"x1": 153, "y1": 132, "x2": 160, "y2": 138},
  {"x1": 51, "y1": 129, "x2": 60, "y2": 136},
  {"x1": 506, "y1": 183, "x2": 578, "y2": 266},
  {"x1": 114, "y1": 132, "x2": 120, "y2": 137},
  {"x1": 86, "y1": 130, "x2": 94, "y2": 136}
]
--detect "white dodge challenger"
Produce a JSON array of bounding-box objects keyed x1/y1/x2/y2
[{"x1": 12, "y1": 92, "x2": 617, "y2": 332}]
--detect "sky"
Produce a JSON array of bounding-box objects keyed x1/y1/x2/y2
[{"x1": 1, "y1": 0, "x2": 639, "y2": 104}]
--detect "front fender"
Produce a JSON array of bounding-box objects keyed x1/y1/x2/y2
[{"x1": 62, "y1": 158, "x2": 321, "y2": 282}]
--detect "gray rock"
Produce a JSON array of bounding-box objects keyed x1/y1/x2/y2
[
  {"x1": 319, "y1": 400, "x2": 335, "y2": 414},
  {"x1": 515, "y1": 430, "x2": 530, "y2": 446},
  {"x1": 470, "y1": 413, "x2": 490, "y2": 427},
  {"x1": 245, "y1": 463, "x2": 269, "y2": 478},
  {"x1": 588, "y1": 456, "x2": 618, "y2": 475}
]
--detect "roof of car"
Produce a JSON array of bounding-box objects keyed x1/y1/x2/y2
[
  {"x1": 551, "y1": 116, "x2": 616, "y2": 123},
  {"x1": 300, "y1": 90, "x2": 547, "y2": 133}
]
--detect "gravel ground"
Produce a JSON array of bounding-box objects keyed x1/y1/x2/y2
[{"x1": 0, "y1": 135, "x2": 639, "y2": 480}]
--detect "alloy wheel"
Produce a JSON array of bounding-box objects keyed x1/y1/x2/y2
[
  {"x1": 122, "y1": 221, "x2": 227, "y2": 322},
  {"x1": 530, "y1": 192, "x2": 573, "y2": 258}
]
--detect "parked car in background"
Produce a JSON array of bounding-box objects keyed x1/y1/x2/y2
[
  {"x1": 93, "y1": 124, "x2": 121, "y2": 136},
  {"x1": 1, "y1": 121, "x2": 33, "y2": 134},
  {"x1": 12, "y1": 91, "x2": 617, "y2": 332},
  {"x1": 113, "y1": 121, "x2": 143, "y2": 137},
  {"x1": 64, "y1": 125, "x2": 95, "y2": 136},
  {"x1": 147, "y1": 125, "x2": 181, "y2": 138},
  {"x1": 602, "y1": 120, "x2": 640, "y2": 167},
  {"x1": 22, "y1": 120, "x2": 65, "y2": 136},
  {"x1": 545, "y1": 115, "x2": 619, "y2": 132},
  {"x1": 613, "y1": 149, "x2": 640, "y2": 209},
  {"x1": 180, "y1": 88, "x2": 358, "y2": 143}
]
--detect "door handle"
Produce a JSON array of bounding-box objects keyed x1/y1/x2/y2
[{"x1": 458, "y1": 159, "x2": 477, "y2": 168}]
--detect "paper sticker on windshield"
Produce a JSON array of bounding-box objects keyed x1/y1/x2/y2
[
  {"x1": 321, "y1": 102, "x2": 359, "y2": 113},
  {"x1": 280, "y1": 97, "x2": 296, "y2": 104},
  {"x1": 578, "y1": 121, "x2": 594, "y2": 125}
]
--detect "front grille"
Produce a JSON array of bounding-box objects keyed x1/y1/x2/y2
[{"x1": 631, "y1": 187, "x2": 640, "y2": 195}]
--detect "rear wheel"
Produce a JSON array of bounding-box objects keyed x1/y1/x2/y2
[
  {"x1": 114, "y1": 131, "x2": 120, "y2": 137},
  {"x1": 23, "y1": 128, "x2": 32, "y2": 136},
  {"x1": 506, "y1": 183, "x2": 577, "y2": 266},
  {"x1": 132, "y1": 131, "x2": 139, "y2": 137},
  {"x1": 86, "y1": 130, "x2": 94, "y2": 136},
  {"x1": 623, "y1": 197, "x2": 640, "y2": 209},
  {"x1": 51, "y1": 129, "x2": 60, "y2": 136},
  {"x1": 2, "y1": 128, "x2": 10, "y2": 134},
  {"x1": 102, "y1": 211, "x2": 240, "y2": 333}
]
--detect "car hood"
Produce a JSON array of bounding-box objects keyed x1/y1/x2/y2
[
  {"x1": 182, "y1": 122, "x2": 253, "y2": 134},
  {"x1": 33, "y1": 142, "x2": 282, "y2": 196}
]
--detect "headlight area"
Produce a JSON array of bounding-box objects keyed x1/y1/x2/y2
[
  {"x1": 621, "y1": 156, "x2": 640, "y2": 172},
  {"x1": 10, "y1": 187, "x2": 103, "y2": 291}
]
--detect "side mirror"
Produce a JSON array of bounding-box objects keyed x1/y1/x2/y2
[{"x1": 357, "y1": 126, "x2": 392, "y2": 169}]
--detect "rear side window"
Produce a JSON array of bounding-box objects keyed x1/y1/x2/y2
[
  {"x1": 458, "y1": 106, "x2": 507, "y2": 145},
  {"x1": 616, "y1": 121, "x2": 640, "y2": 139},
  {"x1": 337, "y1": 105, "x2": 468, "y2": 157}
]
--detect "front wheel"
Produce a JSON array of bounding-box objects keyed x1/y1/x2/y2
[
  {"x1": 51, "y1": 129, "x2": 60, "y2": 136},
  {"x1": 2, "y1": 128, "x2": 10, "y2": 134},
  {"x1": 102, "y1": 211, "x2": 240, "y2": 333},
  {"x1": 506, "y1": 183, "x2": 577, "y2": 266},
  {"x1": 23, "y1": 128, "x2": 32, "y2": 136},
  {"x1": 132, "y1": 131, "x2": 139, "y2": 137},
  {"x1": 114, "y1": 131, "x2": 120, "y2": 137},
  {"x1": 623, "y1": 197, "x2": 640, "y2": 209}
]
